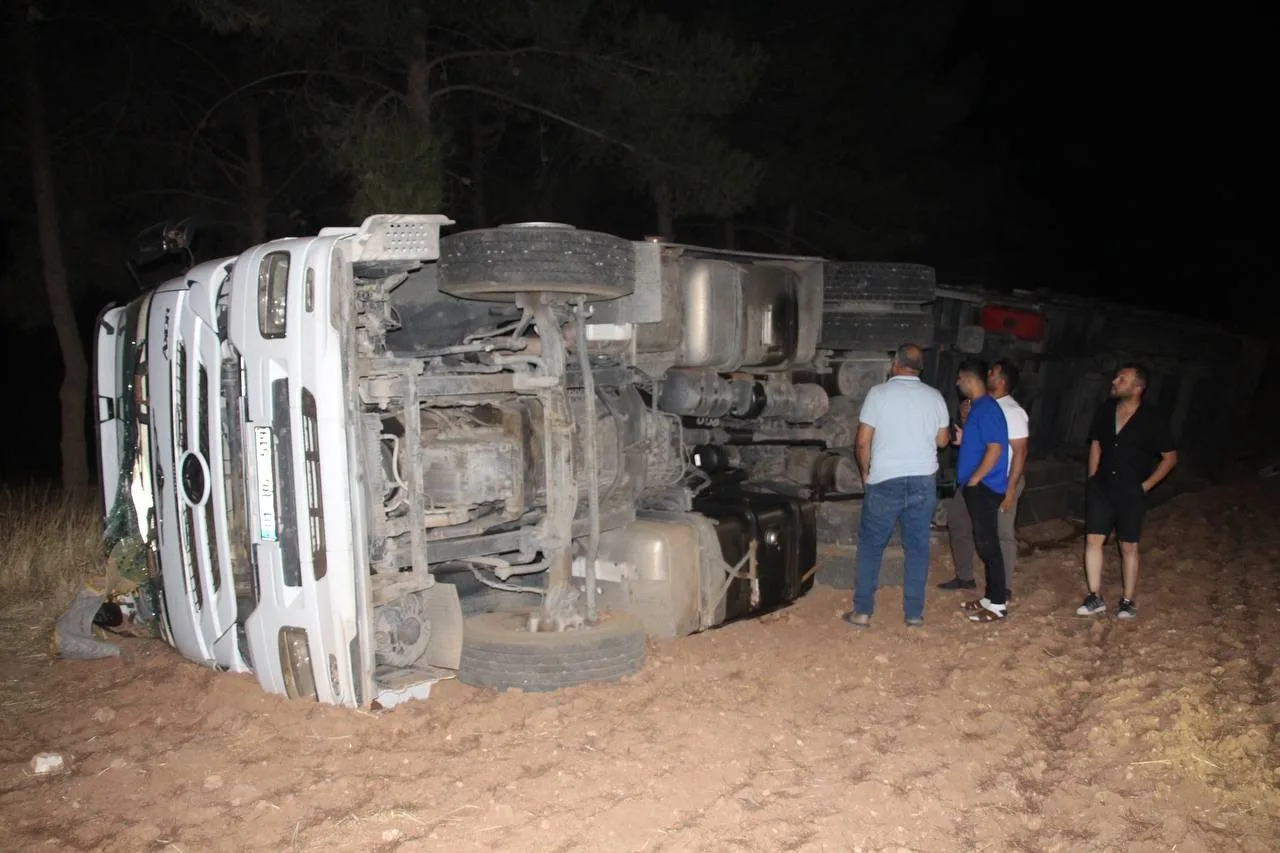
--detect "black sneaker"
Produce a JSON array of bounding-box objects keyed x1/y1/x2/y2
[
  {"x1": 1117, "y1": 598, "x2": 1137, "y2": 620},
  {"x1": 937, "y1": 577, "x2": 977, "y2": 590},
  {"x1": 1076, "y1": 592, "x2": 1106, "y2": 616}
]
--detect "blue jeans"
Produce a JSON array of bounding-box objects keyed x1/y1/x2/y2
[{"x1": 853, "y1": 475, "x2": 938, "y2": 620}]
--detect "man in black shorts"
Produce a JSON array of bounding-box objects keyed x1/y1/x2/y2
[{"x1": 1077, "y1": 364, "x2": 1178, "y2": 620}]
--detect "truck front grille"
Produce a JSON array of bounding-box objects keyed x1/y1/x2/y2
[{"x1": 300, "y1": 388, "x2": 327, "y2": 581}]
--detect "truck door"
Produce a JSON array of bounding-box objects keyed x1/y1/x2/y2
[{"x1": 95, "y1": 304, "x2": 128, "y2": 514}]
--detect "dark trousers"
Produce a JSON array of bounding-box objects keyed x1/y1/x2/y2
[{"x1": 963, "y1": 483, "x2": 1007, "y2": 606}]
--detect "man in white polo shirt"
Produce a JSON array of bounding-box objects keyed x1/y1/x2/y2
[
  {"x1": 989, "y1": 360, "x2": 1030, "y2": 597},
  {"x1": 844, "y1": 343, "x2": 950, "y2": 629},
  {"x1": 938, "y1": 359, "x2": 1030, "y2": 599}
]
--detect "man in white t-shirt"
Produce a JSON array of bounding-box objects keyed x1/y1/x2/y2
[
  {"x1": 939, "y1": 360, "x2": 1029, "y2": 598},
  {"x1": 990, "y1": 361, "x2": 1030, "y2": 595},
  {"x1": 844, "y1": 343, "x2": 951, "y2": 629}
]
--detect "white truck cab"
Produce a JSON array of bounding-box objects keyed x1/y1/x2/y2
[{"x1": 98, "y1": 216, "x2": 460, "y2": 708}]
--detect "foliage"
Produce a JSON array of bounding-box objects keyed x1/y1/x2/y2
[
  {"x1": 742, "y1": 0, "x2": 985, "y2": 258},
  {"x1": 310, "y1": 97, "x2": 451, "y2": 218},
  {"x1": 177, "y1": 0, "x2": 764, "y2": 225}
]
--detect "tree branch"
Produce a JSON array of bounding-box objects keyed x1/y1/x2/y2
[
  {"x1": 426, "y1": 46, "x2": 669, "y2": 77},
  {"x1": 194, "y1": 69, "x2": 406, "y2": 132},
  {"x1": 117, "y1": 188, "x2": 240, "y2": 209},
  {"x1": 264, "y1": 152, "x2": 322, "y2": 205},
  {"x1": 210, "y1": 150, "x2": 247, "y2": 187},
  {"x1": 429, "y1": 83, "x2": 640, "y2": 157}
]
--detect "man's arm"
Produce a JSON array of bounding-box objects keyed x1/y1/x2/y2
[
  {"x1": 1143, "y1": 450, "x2": 1177, "y2": 492},
  {"x1": 855, "y1": 423, "x2": 874, "y2": 483},
  {"x1": 1086, "y1": 403, "x2": 1107, "y2": 479},
  {"x1": 1143, "y1": 419, "x2": 1178, "y2": 493},
  {"x1": 934, "y1": 394, "x2": 952, "y2": 448},
  {"x1": 1001, "y1": 437, "x2": 1029, "y2": 511},
  {"x1": 967, "y1": 443, "x2": 1004, "y2": 487}
]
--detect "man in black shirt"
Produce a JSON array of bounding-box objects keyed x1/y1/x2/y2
[{"x1": 1077, "y1": 364, "x2": 1178, "y2": 620}]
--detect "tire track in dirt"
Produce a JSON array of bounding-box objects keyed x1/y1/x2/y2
[
  {"x1": 1198, "y1": 500, "x2": 1280, "y2": 829},
  {"x1": 952, "y1": 611, "x2": 1129, "y2": 851},
  {"x1": 955, "y1": 489, "x2": 1280, "y2": 852}
]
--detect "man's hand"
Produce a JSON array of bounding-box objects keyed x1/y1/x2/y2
[
  {"x1": 1000, "y1": 493, "x2": 1015, "y2": 513},
  {"x1": 967, "y1": 443, "x2": 1004, "y2": 490},
  {"x1": 855, "y1": 423, "x2": 875, "y2": 483},
  {"x1": 1143, "y1": 451, "x2": 1178, "y2": 494},
  {"x1": 952, "y1": 425, "x2": 963, "y2": 446}
]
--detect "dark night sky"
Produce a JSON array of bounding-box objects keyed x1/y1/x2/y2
[{"x1": 952, "y1": 0, "x2": 1272, "y2": 318}]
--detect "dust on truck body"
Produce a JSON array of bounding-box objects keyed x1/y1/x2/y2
[{"x1": 97, "y1": 214, "x2": 909, "y2": 708}]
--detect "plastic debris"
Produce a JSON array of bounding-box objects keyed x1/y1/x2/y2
[
  {"x1": 53, "y1": 590, "x2": 121, "y2": 660},
  {"x1": 30, "y1": 753, "x2": 65, "y2": 775}
]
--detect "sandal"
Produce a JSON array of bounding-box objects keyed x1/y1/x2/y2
[
  {"x1": 960, "y1": 598, "x2": 990, "y2": 612},
  {"x1": 968, "y1": 605, "x2": 1007, "y2": 623}
]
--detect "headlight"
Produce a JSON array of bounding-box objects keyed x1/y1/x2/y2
[
  {"x1": 278, "y1": 626, "x2": 318, "y2": 700},
  {"x1": 258, "y1": 251, "x2": 290, "y2": 338}
]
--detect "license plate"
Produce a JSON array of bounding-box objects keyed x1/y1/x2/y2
[{"x1": 254, "y1": 426, "x2": 278, "y2": 541}]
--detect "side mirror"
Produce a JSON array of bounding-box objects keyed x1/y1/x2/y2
[{"x1": 128, "y1": 217, "x2": 199, "y2": 268}]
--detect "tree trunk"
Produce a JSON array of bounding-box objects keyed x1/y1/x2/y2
[
  {"x1": 405, "y1": 3, "x2": 430, "y2": 123},
  {"x1": 242, "y1": 96, "x2": 268, "y2": 244},
  {"x1": 470, "y1": 109, "x2": 488, "y2": 227},
  {"x1": 721, "y1": 217, "x2": 735, "y2": 250},
  {"x1": 22, "y1": 19, "x2": 90, "y2": 498},
  {"x1": 653, "y1": 182, "x2": 674, "y2": 241},
  {"x1": 781, "y1": 203, "x2": 799, "y2": 253}
]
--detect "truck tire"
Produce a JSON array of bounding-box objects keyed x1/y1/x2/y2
[
  {"x1": 460, "y1": 589, "x2": 538, "y2": 618},
  {"x1": 458, "y1": 610, "x2": 647, "y2": 692},
  {"x1": 823, "y1": 262, "x2": 936, "y2": 305},
  {"x1": 817, "y1": 501, "x2": 904, "y2": 547},
  {"x1": 438, "y1": 224, "x2": 635, "y2": 301},
  {"x1": 819, "y1": 308, "x2": 936, "y2": 352}
]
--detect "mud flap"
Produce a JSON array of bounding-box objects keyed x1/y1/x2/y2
[
  {"x1": 372, "y1": 582, "x2": 464, "y2": 710},
  {"x1": 54, "y1": 590, "x2": 121, "y2": 660},
  {"x1": 423, "y1": 581, "x2": 464, "y2": 670}
]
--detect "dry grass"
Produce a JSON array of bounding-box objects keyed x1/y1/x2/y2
[
  {"x1": 0, "y1": 483, "x2": 104, "y2": 607},
  {"x1": 0, "y1": 485, "x2": 105, "y2": 718}
]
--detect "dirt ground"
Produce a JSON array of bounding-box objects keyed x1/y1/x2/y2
[{"x1": 2, "y1": 481, "x2": 1278, "y2": 853}]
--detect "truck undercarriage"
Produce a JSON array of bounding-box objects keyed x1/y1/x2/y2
[{"x1": 348, "y1": 222, "x2": 864, "y2": 695}]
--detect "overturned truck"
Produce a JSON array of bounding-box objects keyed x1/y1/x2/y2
[{"x1": 94, "y1": 215, "x2": 936, "y2": 707}]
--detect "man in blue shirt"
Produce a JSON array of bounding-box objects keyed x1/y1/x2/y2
[{"x1": 953, "y1": 360, "x2": 1010, "y2": 623}]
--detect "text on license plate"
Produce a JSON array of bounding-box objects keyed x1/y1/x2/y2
[{"x1": 254, "y1": 426, "x2": 278, "y2": 541}]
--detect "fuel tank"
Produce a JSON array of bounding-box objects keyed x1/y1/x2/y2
[
  {"x1": 631, "y1": 246, "x2": 824, "y2": 372},
  {"x1": 693, "y1": 489, "x2": 817, "y2": 622}
]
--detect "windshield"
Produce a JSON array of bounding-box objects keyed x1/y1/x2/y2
[{"x1": 102, "y1": 294, "x2": 159, "y2": 583}]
